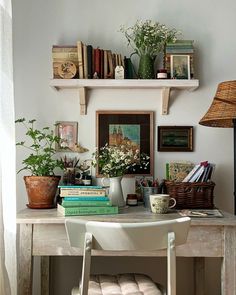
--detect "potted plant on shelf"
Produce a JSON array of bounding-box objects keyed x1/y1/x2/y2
[
  {"x1": 120, "y1": 19, "x2": 180, "y2": 79},
  {"x1": 15, "y1": 118, "x2": 64, "y2": 209}
]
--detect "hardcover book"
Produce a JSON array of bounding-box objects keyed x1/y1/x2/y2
[
  {"x1": 168, "y1": 162, "x2": 194, "y2": 182},
  {"x1": 63, "y1": 196, "x2": 109, "y2": 201},
  {"x1": 60, "y1": 199, "x2": 111, "y2": 207},
  {"x1": 57, "y1": 203, "x2": 118, "y2": 216},
  {"x1": 77, "y1": 40, "x2": 84, "y2": 78}
]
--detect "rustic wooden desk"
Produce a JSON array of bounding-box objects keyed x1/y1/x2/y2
[{"x1": 16, "y1": 206, "x2": 236, "y2": 295}]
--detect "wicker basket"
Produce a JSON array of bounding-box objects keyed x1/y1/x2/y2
[{"x1": 165, "y1": 181, "x2": 215, "y2": 209}]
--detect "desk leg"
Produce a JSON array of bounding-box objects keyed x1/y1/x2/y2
[
  {"x1": 194, "y1": 257, "x2": 205, "y2": 295},
  {"x1": 18, "y1": 224, "x2": 33, "y2": 295},
  {"x1": 41, "y1": 256, "x2": 50, "y2": 295},
  {"x1": 221, "y1": 226, "x2": 236, "y2": 295}
]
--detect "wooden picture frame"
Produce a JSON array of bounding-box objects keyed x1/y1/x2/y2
[
  {"x1": 158, "y1": 126, "x2": 193, "y2": 152},
  {"x1": 96, "y1": 111, "x2": 154, "y2": 177},
  {"x1": 170, "y1": 55, "x2": 190, "y2": 79},
  {"x1": 55, "y1": 121, "x2": 78, "y2": 152}
]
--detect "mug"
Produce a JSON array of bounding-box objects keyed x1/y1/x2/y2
[{"x1": 149, "y1": 194, "x2": 176, "y2": 214}]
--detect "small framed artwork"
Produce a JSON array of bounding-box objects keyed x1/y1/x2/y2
[
  {"x1": 96, "y1": 111, "x2": 154, "y2": 177},
  {"x1": 55, "y1": 121, "x2": 78, "y2": 151},
  {"x1": 170, "y1": 55, "x2": 190, "y2": 79},
  {"x1": 158, "y1": 126, "x2": 193, "y2": 152}
]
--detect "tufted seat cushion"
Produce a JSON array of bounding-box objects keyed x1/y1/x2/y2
[{"x1": 85, "y1": 274, "x2": 163, "y2": 295}]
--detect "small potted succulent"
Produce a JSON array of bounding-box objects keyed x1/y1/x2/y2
[{"x1": 15, "y1": 118, "x2": 64, "y2": 208}]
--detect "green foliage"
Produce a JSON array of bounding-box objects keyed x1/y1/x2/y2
[{"x1": 15, "y1": 118, "x2": 64, "y2": 176}]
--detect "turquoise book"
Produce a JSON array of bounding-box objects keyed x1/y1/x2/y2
[
  {"x1": 63, "y1": 196, "x2": 109, "y2": 201},
  {"x1": 61, "y1": 199, "x2": 111, "y2": 207},
  {"x1": 57, "y1": 203, "x2": 118, "y2": 216}
]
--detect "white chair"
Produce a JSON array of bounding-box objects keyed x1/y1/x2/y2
[{"x1": 65, "y1": 217, "x2": 191, "y2": 295}]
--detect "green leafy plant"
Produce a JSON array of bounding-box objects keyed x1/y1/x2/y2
[
  {"x1": 120, "y1": 19, "x2": 180, "y2": 58},
  {"x1": 92, "y1": 143, "x2": 150, "y2": 177},
  {"x1": 15, "y1": 118, "x2": 64, "y2": 176}
]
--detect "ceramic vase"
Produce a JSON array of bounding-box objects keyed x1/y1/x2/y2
[
  {"x1": 102, "y1": 176, "x2": 125, "y2": 207},
  {"x1": 138, "y1": 54, "x2": 155, "y2": 79}
]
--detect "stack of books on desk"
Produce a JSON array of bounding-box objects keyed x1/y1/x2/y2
[{"x1": 57, "y1": 185, "x2": 118, "y2": 216}]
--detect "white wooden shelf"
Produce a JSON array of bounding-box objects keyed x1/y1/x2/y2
[{"x1": 50, "y1": 79, "x2": 199, "y2": 115}]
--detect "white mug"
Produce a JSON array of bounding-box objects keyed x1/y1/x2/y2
[{"x1": 149, "y1": 194, "x2": 176, "y2": 214}]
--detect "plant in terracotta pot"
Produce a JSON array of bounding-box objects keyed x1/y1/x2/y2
[{"x1": 15, "y1": 118, "x2": 64, "y2": 209}]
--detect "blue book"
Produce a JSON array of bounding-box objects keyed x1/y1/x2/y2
[{"x1": 58, "y1": 185, "x2": 103, "y2": 189}]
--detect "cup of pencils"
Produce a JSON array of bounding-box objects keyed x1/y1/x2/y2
[{"x1": 140, "y1": 178, "x2": 159, "y2": 210}]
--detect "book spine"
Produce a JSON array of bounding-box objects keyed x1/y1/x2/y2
[
  {"x1": 94, "y1": 48, "x2": 101, "y2": 78},
  {"x1": 107, "y1": 50, "x2": 114, "y2": 78},
  {"x1": 182, "y1": 164, "x2": 200, "y2": 182},
  {"x1": 57, "y1": 204, "x2": 118, "y2": 216},
  {"x1": 100, "y1": 49, "x2": 104, "y2": 79},
  {"x1": 58, "y1": 185, "x2": 103, "y2": 189},
  {"x1": 104, "y1": 50, "x2": 108, "y2": 78},
  {"x1": 77, "y1": 41, "x2": 84, "y2": 78},
  {"x1": 63, "y1": 196, "x2": 109, "y2": 201},
  {"x1": 83, "y1": 43, "x2": 88, "y2": 79},
  {"x1": 166, "y1": 49, "x2": 194, "y2": 53},
  {"x1": 87, "y1": 45, "x2": 93, "y2": 79},
  {"x1": 61, "y1": 200, "x2": 111, "y2": 207},
  {"x1": 60, "y1": 190, "x2": 106, "y2": 196}
]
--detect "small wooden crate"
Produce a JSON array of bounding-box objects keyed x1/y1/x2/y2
[{"x1": 165, "y1": 181, "x2": 215, "y2": 209}]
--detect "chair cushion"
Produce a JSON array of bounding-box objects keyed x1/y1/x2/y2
[{"x1": 88, "y1": 274, "x2": 163, "y2": 295}]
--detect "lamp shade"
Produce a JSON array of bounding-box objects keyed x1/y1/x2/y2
[{"x1": 199, "y1": 80, "x2": 236, "y2": 127}]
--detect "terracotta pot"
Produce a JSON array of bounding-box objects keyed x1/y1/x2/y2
[{"x1": 24, "y1": 175, "x2": 61, "y2": 209}]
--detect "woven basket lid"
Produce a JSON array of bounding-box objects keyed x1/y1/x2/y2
[{"x1": 199, "y1": 80, "x2": 236, "y2": 128}]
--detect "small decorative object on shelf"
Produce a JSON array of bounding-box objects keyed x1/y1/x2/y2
[
  {"x1": 120, "y1": 19, "x2": 180, "y2": 79},
  {"x1": 157, "y1": 69, "x2": 167, "y2": 79},
  {"x1": 58, "y1": 61, "x2": 77, "y2": 79},
  {"x1": 126, "y1": 194, "x2": 138, "y2": 206}
]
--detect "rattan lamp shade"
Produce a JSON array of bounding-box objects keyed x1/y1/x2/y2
[{"x1": 199, "y1": 80, "x2": 236, "y2": 127}]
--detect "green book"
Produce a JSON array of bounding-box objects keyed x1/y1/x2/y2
[
  {"x1": 61, "y1": 199, "x2": 111, "y2": 207},
  {"x1": 57, "y1": 203, "x2": 118, "y2": 216}
]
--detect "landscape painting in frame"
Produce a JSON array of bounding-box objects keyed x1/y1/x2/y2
[
  {"x1": 158, "y1": 126, "x2": 193, "y2": 152},
  {"x1": 109, "y1": 124, "x2": 140, "y2": 151},
  {"x1": 96, "y1": 111, "x2": 154, "y2": 176}
]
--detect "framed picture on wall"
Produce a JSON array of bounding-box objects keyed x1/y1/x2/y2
[
  {"x1": 170, "y1": 55, "x2": 190, "y2": 79},
  {"x1": 55, "y1": 121, "x2": 78, "y2": 152},
  {"x1": 96, "y1": 111, "x2": 154, "y2": 177},
  {"x1": 158, "y1": 126, "x2": 193, "y2": 152}
]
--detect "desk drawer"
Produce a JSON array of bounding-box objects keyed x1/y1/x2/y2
[{"x1": 32, "y1": 224, "x2": 223, "y2": 257}]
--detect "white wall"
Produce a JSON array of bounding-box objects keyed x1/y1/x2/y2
[{"x1": 12, "y1": 0, "x2": 236, "y2": 294}]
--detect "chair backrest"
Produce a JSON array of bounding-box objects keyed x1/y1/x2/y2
[{"x1": 65, "y1": 217, "x2": 191, "y2": 295}]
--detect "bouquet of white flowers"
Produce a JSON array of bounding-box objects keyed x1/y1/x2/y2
[
  {"x1": 92, "y1": 144, "x2": 149, "y2": 177},
  {"x1": 120, "y1": 19, "x2": 180, "y2": 58}
]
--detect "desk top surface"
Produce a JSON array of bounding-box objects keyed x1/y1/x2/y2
[{"x1": 16, "y1": 206, "x2": 236, "y2": 226}]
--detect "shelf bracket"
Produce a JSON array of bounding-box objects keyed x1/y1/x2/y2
[
  {"x1": 161, "y1": 87, "x2": 171, "y2": 115},
  {"x1": 79, "y1": 87, "x2": 87, "y2": 115}
]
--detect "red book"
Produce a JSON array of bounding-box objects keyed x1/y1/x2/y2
[{"x1": 93, "y1": 48, "x2": 101, "y2": 78}]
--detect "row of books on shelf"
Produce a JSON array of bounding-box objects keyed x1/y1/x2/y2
[
  {"x1": 57, "y1": 184, "x2": 118, "y2": 216},
  {"x1": 166, "y1": 160, "x2": 215, "y2": 183},
  {"x1": 52, "y1": 42, "x2": 132, "y2": 80}
]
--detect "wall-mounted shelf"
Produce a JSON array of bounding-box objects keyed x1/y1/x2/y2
[{"x1": 50, "y1": 79, "x2": 199, "y2": 115}]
